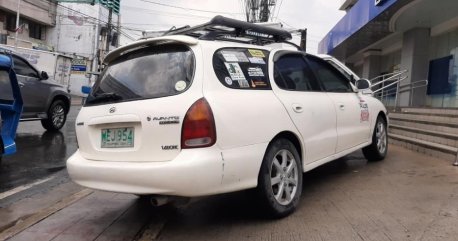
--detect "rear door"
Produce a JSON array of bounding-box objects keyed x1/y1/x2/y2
[
  {"x1": 271, "y1": 52, "x2": 337, "y2": 163},
  {"x1": 77, "y1": 43, "x2": 201, "y2": 163},
  {"x1": 306, "y1": 55, "x2": 371, "y2": 153}
]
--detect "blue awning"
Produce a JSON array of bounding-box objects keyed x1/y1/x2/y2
[{"x1": 318, "y1": 0, "x2": 399, "y2": 55}]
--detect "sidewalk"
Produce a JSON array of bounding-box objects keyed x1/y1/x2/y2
[{"x1": 1, "y1": 145, "x2": 457, "y2": 241}]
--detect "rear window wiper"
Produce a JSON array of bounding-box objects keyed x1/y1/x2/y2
[{"x1": 87, "y1": 92, "x2": 123, "y2": 104}]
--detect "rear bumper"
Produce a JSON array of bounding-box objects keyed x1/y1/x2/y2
[{"x1": 67, "y1": 144, "x2": 266, "y2": 197}]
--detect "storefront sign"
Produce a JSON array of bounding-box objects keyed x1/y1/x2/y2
[{"x1": 71, "y1": 65, "x2": 87, "y2": 72}]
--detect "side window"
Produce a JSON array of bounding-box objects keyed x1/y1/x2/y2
[
  {"x1": 213, "y1": 48, "x2": 270, "y2": 90},
  {"x1": 12, "y1": 56, "x2": 38, "y2": 78},
  {"x1": 0, "y1": 70, "x2": 14, "y2": 103},
  {"x1": 326, "y1": 60, "x2": 354, "y2": 83},
  {"x1": 274, "y1": 54, "x2": 321, "y2": 91},
  {"x1": 306, "y1": 56, "x2": 353, "y2": 93}
]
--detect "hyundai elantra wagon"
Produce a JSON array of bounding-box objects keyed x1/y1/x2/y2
[{"x1": 67, "y1": 16, "x2": 388, "y2": 217}]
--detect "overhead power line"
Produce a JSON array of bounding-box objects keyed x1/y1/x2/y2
[
  {"x1": 242, "y1": 0, "x2": 277, "y2": 23},
  {"x1": 122, "y1": 5, "x2": 210, "y2": 20},
  {"x1": 30, "y1": 0, "x2": 137, "y2": 41},
  {"x1": 139, "y1": 0, "x2": 243, "y2": 16}
]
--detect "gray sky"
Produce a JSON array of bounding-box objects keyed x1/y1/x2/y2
[{"x1": 120, "y1": 0, "x2": 345, "y2": 54}]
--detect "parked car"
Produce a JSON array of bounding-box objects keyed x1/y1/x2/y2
[
  {"x1": 3, "y1": 49, "x2": 71, "y2": 131},
  {"x1": 67, "y1": 16, "x2": 388, "y2": 217}
]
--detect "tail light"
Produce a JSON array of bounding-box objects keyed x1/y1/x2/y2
[{"x1": 181, "y1": 98, "x2": 216, "y2": 149}]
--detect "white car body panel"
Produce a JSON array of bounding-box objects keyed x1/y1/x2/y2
[
  {"x1": 75, "y1": 44, "x2": 204, "y2": 163},
  {"x1": 67, "y1": 35, "x2": 387, "y2": 197},
  {"x1": 327, "y1": 92, "x2": 371, "y2": 152},
  {"x1": 273, "y1": 90, "x2": 337, "y2": 164}
]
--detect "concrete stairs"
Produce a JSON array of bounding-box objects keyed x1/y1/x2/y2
[{"x1": 388, "y1": 108, "x2": 458, "y2": 164}]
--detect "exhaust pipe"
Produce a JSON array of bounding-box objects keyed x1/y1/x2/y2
[
  {"x1": 147, "y1": 195, "x2": 191, "y2": 207},
  {"x1": 150, "y1": 196, "x2": 170, "y2": 207}
]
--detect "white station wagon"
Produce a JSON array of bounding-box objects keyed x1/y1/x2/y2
[{"x1": 67, "y1": 16, "x2": 388, "y2": 217}]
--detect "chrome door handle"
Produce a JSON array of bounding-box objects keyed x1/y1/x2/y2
[
  {"x1": 18, "y1": 82, "x2": 25, "y2": 88},
  {"x1": 292, "y1": 104, "x2": 303, "y2": 113},
  {"x1": 339, "y1": 104, "x2": 345, "y2": 110}
]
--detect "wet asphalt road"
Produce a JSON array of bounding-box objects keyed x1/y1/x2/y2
[{"x1": 0, "y1": 105, "x2": 80, "y2": 193}]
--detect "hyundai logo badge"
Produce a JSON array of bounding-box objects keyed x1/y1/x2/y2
[{"x1": 109, "y1": 107, "x2": 116, "y2": 113}]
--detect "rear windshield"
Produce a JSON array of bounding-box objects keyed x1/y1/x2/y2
[{"x1": 85, "y1": 44, "x2": 195, "y2": 106}]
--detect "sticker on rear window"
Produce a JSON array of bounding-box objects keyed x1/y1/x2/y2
[
  {"x1": 248, "y1": 49, "x2": 265, "y2": 58},
  {"x1": 224, "y1": 62, "x2": 246, "y2": 81},
  {"x1": 238, "y1": 79, "x2": 250, "y2": 88},
  {"x1": 222, "y1": 51, "x2": 249, "y2": 62},
  {"x1": 175, "y1": 80, "x2": 187, "y2": 91},
  {"x1": 251, "y1": 80, "x2": 268, "y2": 88},
  {"x1": 247, "y1": 67, "x2": 264, "y2": 77},
  {"x1": 222, "y1": 53, "x2": 238, "y2": 62},
  {"x1": 248, "y1": 57, "x2": 266, "y2": 64},
  {"x1": 225, "y1": 77, "x2": 233, "y2": 85}
]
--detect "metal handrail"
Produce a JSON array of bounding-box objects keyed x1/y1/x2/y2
[
  {"x1": 369, "y1": 68, "x2": 429, "y2": 109},
  {"x1": 375, "y1": 79, "x2": 428, "y2": 97},
  {"x1": 370, "y1": 70, "x2": 408, "y2": 88},
  {"x1": 369, "y1": 70, "x2": 408, "y2": 109},
  {"x1": 372, "y1": 76, "x2": 408, "y2": 93}
]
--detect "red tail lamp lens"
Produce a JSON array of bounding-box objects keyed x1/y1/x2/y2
[{"x1": 181, "y1": 98, "x2": 216, "y2": 148}]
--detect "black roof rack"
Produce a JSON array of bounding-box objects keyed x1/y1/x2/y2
[{"x1": 162, "y1": 15, "x2": 293, "y2": 46}]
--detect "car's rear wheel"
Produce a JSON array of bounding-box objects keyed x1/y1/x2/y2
[
  {"x1": 257, "y1": 138, "x2": 302, "y2": 218},
  {"x1": 363, "y1": 115, "x2": 388, "y2": 161},
  {"x1": 41, "y1": 100, "x2": 67, "y2": 131}
]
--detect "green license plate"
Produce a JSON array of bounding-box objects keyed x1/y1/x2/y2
[{"x1": 101, "y1": 127, "x2": 134, "y2": 148}]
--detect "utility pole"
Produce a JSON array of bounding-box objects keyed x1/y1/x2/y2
[
  {"x1": 300, "y1": 28, "x2": 307, "y2": 52},
  {"x1": 116, "y1": 13, "x2": 120, "y2": 47},
  {"x1": 14, "y1": 0, "x2": 21, "y2": 49},
  {"x1": 105, "y1": 7, "x2": 113, "y2": 55}
]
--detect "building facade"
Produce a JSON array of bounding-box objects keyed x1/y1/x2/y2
[
  {"x1": 46, "y1": 2, "x2": 120, "y2": 95},
  {"x1": 319, "y1": 0, "x2": 458, "y2": 108},
  {"x1": 0, "y1": 0, "x2": 121, "y2": 96},
  {"x1": 0, "y1": 0, "x2": 57, "y2": 50}
]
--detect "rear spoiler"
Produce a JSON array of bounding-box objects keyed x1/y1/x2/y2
[{"x1": 103, "y1": 35, "x2": 198, "y2": 64}]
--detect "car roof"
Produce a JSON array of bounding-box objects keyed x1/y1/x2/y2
[
  {"x1": 105, "y1": 16, "x2": 301, "y2": 64},
  {"x1": 150, "y1": 16, "x2": 293, "y2": 46}
]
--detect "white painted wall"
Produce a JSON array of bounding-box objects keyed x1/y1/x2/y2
[{"x1": 46, "y1": 3, "x2": 119, "y2": 96}]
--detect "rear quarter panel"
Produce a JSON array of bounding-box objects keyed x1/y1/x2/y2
[
  {"x1": 201, "y1": 42, "x2": 301, "y2": 188},
  {"x1": 201, "y1": 42, "x2": 300, "y2": 150}
]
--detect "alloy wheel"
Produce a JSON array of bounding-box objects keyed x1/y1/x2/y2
[
  {"x1": 51, "y1": 104, "x2": 65, "y2": 128},
  {"x1": 270, "y1": 149, "x2": 299, "y2": 206},
  {"x1": 376, "y1": 121, "x2": 387, "y2": 154}
]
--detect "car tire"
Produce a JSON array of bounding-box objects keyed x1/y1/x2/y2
[
  {"x1": 257, "y1": 138, "x2": 303, "y2": 218},
  {"x1": 41, "y1": 100, "x2": 68, "y2": 131},
  {"x1": 363, "y1": 115, "x2": 388, "y2": 162}
]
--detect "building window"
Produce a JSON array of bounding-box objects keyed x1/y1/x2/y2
[
  {"x1": 29, "y1": 22, "x2": 44, "y2": 40},
  {"x1": 6, "y1": 15, "x2": 17, "y2": 32}
]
